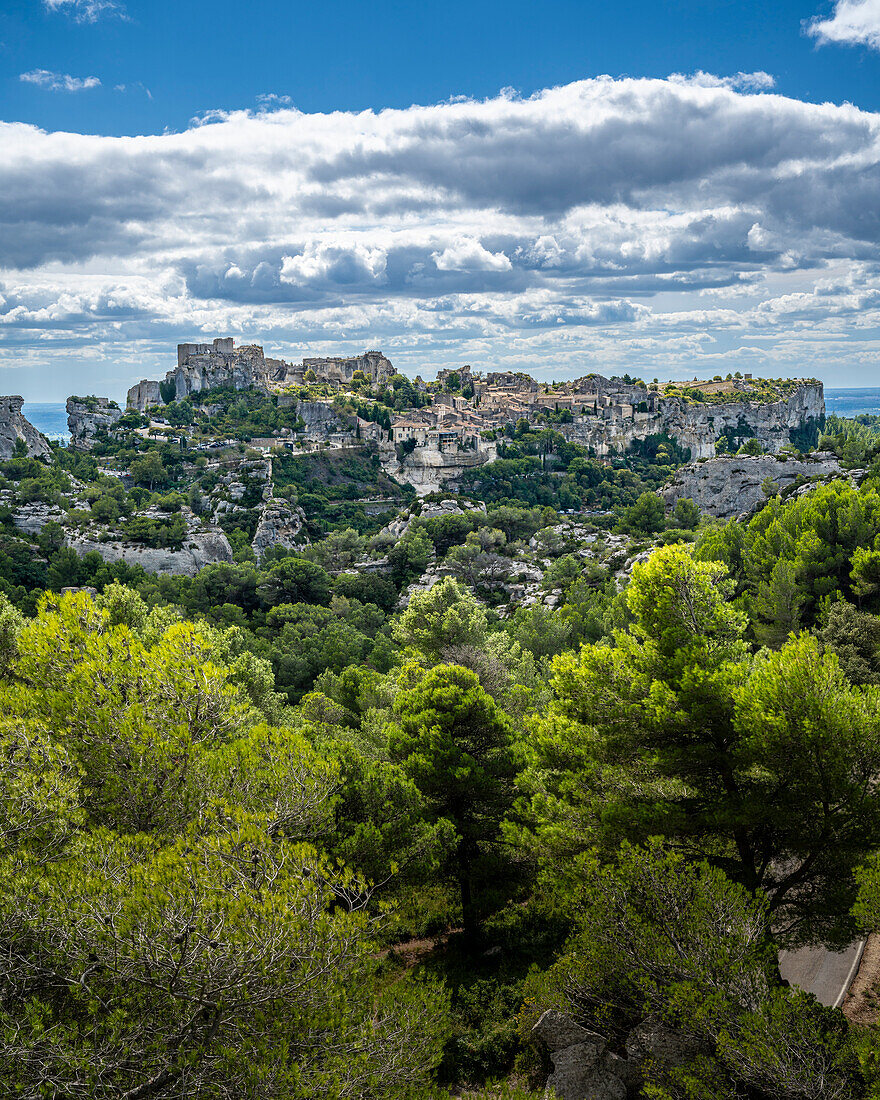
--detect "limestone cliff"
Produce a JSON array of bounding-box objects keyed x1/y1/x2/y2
[
  {"x1": 660, "y1": 452, "x2": 843, "y2": 519},
  {"x1": 564, "y1": 382, "x2": 824, "y2": 460},
  {"x1": 66, "y1": 524, "x2": 234, "y2": 577},
  {"x1": 66, "y1": 396, "x2": 123, "y2": 450},
  {"x1": 0, "y1": 397, "x2": 51, "y2": 460},
  {"x1": 381, "y1": 441, "x2": 497, "y2": 496}
]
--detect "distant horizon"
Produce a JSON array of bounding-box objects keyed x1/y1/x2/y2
[{"x1": 16, "y1": 381, "x2": 880, "y2": 413}]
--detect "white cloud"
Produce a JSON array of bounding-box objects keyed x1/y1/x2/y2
[
  {"x1": 43, "y1": 0, "x2": 124, "y2": 22},
  {"x1": 1, "y1": 75, "x2": 880, "y2": 390},
  {"x1": 669, "y1": 70, "x2": 776, "y2": 91},
  {"x1": 807, "y1": 0, "x2": 880, "y2": 50},
  {"x1": 19, "y1": 70, "x2": 101, "y2": 92},
  {"x1": 432, "y1": 238, "x2": 512, "y2": 272}
]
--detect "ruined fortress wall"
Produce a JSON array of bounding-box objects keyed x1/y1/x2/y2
[{"x1": 127, "y1": 341, "x2": 396, "y2": 410}]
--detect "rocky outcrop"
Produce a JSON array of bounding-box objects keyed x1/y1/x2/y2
[
  {"x1": 660, "y1": 452, "x2": 843, "y2": 519},
  {"x1": 298, "y1": 401, "x2": 354, "y2": 441},
  {"x1": 66, "y1": 396, "x2": 124, "y2": 450},
  {"x1": 532, "y1": 1011, "x2": 627, "y2": 1100},
  {"x1": 564, "y1": 382, "x2": 824, "y2": 461},
  {"x1": 13, "y1": 503, "x2": 65, "y2": 535},
  {"x1": 532, "y1": 1009, "x2": 707, "y2": 1100},
  {"x1": 126, "y1": 380, "x2": 162, "y2": 412},
  {"x1": 127, "y1": 339, "x2": 397, "y2": 411},
  {"x1": 382, "y1": 444, "x2": 495, "y2": 496},
  {"x1": 0, "y1": 397, "x2": 51, "y2": 460},
  {"x1": 251, "y1": 500, "x2": 309, "y2": 560},
  {"x1": 66, "y1": 524, "x2": 233, "y2": 576}
]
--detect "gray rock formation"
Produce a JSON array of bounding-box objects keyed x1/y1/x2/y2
[
  {"x1": 532, "y1": 1010, "x2": 628, "y2": 1100},
  {"x1": 298, "y1": 401, "x2": 354, "y2": 441},
  {"x1": 66, "y1": 524, "x2": 233, "y2": 576},
  {"x1": 125, "y1": 380, "x2": 162, "y2": 412},
  {"x1": 382, "y1": 443, "x2": 496, "y2": 496},
  {"x1": 564, "y1": 381, "x2": 824, "y2": 461},
  {"x1": 66, "y1": 396, "x2": 123, "y2": 450},
  {"x1": 13, "y1": 503, "x2": 64, "y2": 535},
  {"x1": 0, "y1": 397, "x2": 51, "y2": 460},
  {"x1": 625, "y1": 1017, "x2": 704, "y2": 1067},
  {"x1": 251, "y1": 500, "x2": 309, "y2": 560},
  {"x1": 660, "y1": 452, "x2": 843, "y2": 519}
]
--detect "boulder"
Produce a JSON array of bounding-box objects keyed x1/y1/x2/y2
[
  {"x1": 532, "y1": 1010, "x2": 630, "y2": 1100},
  {"x1": 533, "y1": 1010, "x2": 607, "y2": 1053},
  {"x1": 548, "y1": 1047, "x2": 625, "y2": 1100},
  {"x1": 625, "y1": 1017, "x2": 704, "y2": 1067},
  {"x1": 251, "y1": 500, "x2": 308, "y2": 559}
]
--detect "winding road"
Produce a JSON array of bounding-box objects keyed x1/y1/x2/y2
[{"x1": 779, "y1": 939, "x2": 867, "y2": 1008}]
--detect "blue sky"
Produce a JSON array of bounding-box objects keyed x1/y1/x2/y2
[{"x1": 1, "y1": 0, "x2": 879, "y2": 399}]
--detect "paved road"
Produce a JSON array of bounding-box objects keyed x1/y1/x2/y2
[{"x1": 779, "y1": 939, "x2": 867, "y2": 1008}]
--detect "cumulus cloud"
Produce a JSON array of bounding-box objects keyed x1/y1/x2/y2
[
  {"x1": 432, "y1": 238, "x2": 512, "y2": 272},
  {"x1": 807, "y1": 0, "x2": 880, "y2": 49},
  {"x1": 43, "y1": 0, "x2": 124, "y2": 22},
  {"x1": 19, "y1": 70, "x2": 101, "y2": 92},
  {"x1": 1, "y1": 74, "x2": 879, "y2": 388}
]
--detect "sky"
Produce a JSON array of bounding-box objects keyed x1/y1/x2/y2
[{"x1": 1, "y1": 0, "x2": 880, "y2": 401}]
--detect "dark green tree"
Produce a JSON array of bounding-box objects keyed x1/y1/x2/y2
[{"x1": 390, "y1": 664, "x2": 517, "y2": 938}]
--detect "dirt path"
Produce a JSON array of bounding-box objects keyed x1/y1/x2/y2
[{"x1": 843, "y1": 932, "x2": 880, "y2": 1025}]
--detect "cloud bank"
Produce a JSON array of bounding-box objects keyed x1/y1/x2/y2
[{"x1": 2, "y1": 75, "x2": 879, "y2": 391}]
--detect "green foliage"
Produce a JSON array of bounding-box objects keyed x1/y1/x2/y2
[
  {"x1": 394, "y1": 576, "x2": 488, "y2": 659},
  {"x1": 390, "y1": 663, "x2": 517, "y2": 936},
  {"x1": 544, "y1": 544, "x2": 880, "y2": 946},
  {"x1": 529, "y1": 843, "x2": 861, "y2": 1099},
  {"x1": 0, "y1": 590, "x2": 450, "y2": 1098}
]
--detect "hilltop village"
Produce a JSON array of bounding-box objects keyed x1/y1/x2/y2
[
  {"x1": 0, "y1": 335, "x2": 837, "y2": 588},
  {"x1": 116, "y1": 337, "x2": 825, "y2": 492}
]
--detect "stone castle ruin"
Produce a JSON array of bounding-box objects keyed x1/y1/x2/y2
[{"x1": 127, "y1": 338, "x2": 395, "y2": 411}]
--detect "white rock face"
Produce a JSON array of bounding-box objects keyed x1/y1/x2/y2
[
  {"x1": 67, "y1": 525, "x2": 234, "y2": 576},
  {"x1": 566, "y1": 383, "x2": 824, "y2": 460},
  {"x1": 66, "y1": 397, "x2": 124, "y2": 450},
  {"x1": 126, "y1": 380, "x2": 162, "y2": 411},
  {"x1": 660, "y1": 452, "x2": 843, "y2": 519},
  {"x1": 0, "y1": 397, "x2": 51, "y2": 460},
  {"x1": 383, "y1": 445, "x2": 495, "y2": 496},
  {"x1": 252, "y1": 500, "x2": 309, "y2": 560}
]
